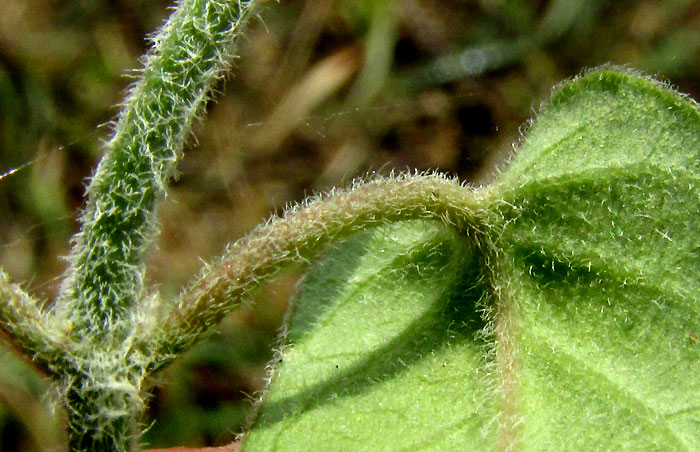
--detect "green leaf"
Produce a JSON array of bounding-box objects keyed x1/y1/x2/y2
[
  {"x1": 244, "y1": 221, "x2": 500, "y2": 450},
  {"x1": 492, "y1": 69, "x2": 700, "y2": 449},
  {"x1": 243, "y1": 69, "x2": 700, "y2": 450}
]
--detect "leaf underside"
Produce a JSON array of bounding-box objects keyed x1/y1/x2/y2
[{"x1": 243, "y1": 69, "x2": 700, "y2": 451}]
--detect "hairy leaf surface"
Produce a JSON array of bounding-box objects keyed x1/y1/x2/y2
[
  {"x1": 244, "y1": 70, "x2": 700, "y2": 450},
  {"x1": 244, "y1": 221, "x2": 498, "y2": 450}
]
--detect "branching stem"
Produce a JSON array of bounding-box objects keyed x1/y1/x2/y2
[{"x1": 1, "y1": 1, "x2": 500, "y2": 451}]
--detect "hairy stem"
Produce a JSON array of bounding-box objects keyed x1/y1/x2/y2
[
  {"x1": 38, "y1": 1, "x2": 260, "y2": 450},
  {"x1": 0, "y1": 271, "x2": 62, "y2": 372},
  {"x1": 55, "y1": 0, "x2": 258, "y2": 337},
  {"x1": 148, "y1": 173, "x2": 496, "y2": 368},
  {"x1": 66, "y1": 390, "x2": 135, "y2": 452},
  {"x1": 63, "y1": 357, "x2": 147, "y2": 452}
]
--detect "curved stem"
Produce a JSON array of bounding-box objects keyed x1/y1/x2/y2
[{"x1": 148, "y1": 173, "x2": 496, "y2": 368}]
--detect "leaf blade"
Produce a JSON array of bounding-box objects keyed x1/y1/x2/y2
[
  {"x1": 245, "y1": 68, "x2": 700, "y2": 451},
  {"x1": 244, "y1": 221, "x2": 499, "y2": 451},
  {"x1": 492, "y1": 69, "x2": 700, "y2": 450}
]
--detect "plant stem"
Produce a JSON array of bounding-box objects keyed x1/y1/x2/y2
[
  {"x1": 66, "y1": 389, "x2": 135, "y2": 452},
  {"x1": 55, "y1": 0, "x2": 257, "y2": 337},
  {"x1": 0, "y1": 271, "x2": 60, "y2": 372},
  {"x1": 41, "y1": 1, "x2": 258, "y2": 450},
  {"x1": 148, "y1": 173, "x2": 496, "y2": 368}
]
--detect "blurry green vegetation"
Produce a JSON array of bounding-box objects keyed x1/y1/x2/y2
[{"x1": 0, "y1": 0, "x2": 699, "y2": 449}]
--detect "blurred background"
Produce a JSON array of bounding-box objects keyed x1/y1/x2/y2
[{"x1": 0, "y1": 0, "x2": 699, "y2": 449}]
